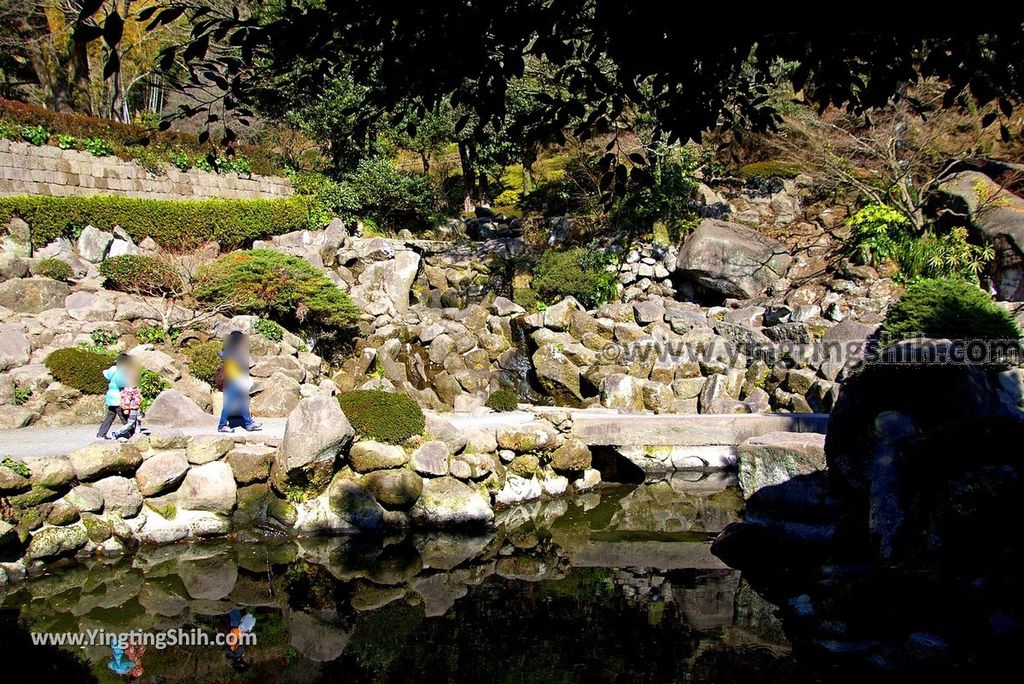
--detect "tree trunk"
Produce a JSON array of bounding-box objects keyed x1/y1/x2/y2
[
  {"x1": 420, "y1": 151, "x2": 430, "y2": 174},
  {"x1": 459, "y1": 140, "x2": 477, "y2": 212}
]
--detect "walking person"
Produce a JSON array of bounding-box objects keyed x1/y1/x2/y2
[
  {"x1": 110, "y1": 363, "x2": 144, "y2": 441},
  {"x1": 217, "y1": 331, "x2": 262, "y2": 433},
  {"x1": 97, "y1": 353, "x2": 131, "y2": 438}
]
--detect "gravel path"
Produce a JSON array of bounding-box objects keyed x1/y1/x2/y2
[{"x1": 1, "y1": 418, "x2": 288, "y2": 462}]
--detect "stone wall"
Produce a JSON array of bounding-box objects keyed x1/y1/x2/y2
[{"x1": 0, "y1": 139, "x2": 292, "y2": 200}]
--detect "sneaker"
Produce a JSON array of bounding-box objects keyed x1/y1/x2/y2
[
  {"x1": 218, "y1": 426, "x2": 234, "y2": 433},
  {"x1": 102, "y1": 434, "x2": 114, "y2": 440},
  {"x1": 243, "y1": 422, "x2": 263, "y2": 432}
]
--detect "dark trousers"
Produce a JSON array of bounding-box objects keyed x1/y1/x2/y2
[{"x1": 97, "y1": 406, "x2": 126, "y2": 437}]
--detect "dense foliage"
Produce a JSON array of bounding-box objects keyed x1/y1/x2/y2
[
  {"x1": 848, "y1": 204, "x2": 994, "y2": 283},
  {"x1": 532, "y1": 248, "x2": 618, "y2": 309},
  {"x1": 254, "y1": 318, "x2": 285, "y2": 342},
  {"x1": 485, "y1": 389, "x2": 519, "y2": 412},
  {"x1": 139, "y1": 368, "x2": 171, "y2": 412},
  {"x1": 880, "y1": 279, "x2": 1022, "y2": 344},
  {"x1": 44, "y1": 348, "x2": 114, "y2": 395},
  {"x1": 30, "y1": 258, "x2": 72, "y2": 281},
  {"x1": 99, "y1": 255, "x2": 180, "y2": 295},
  {"x1": 184, "y1": 341, "x2": 222, "y2": 385},
  {"x1": 338, "y1": 390, "x2": 425, "y2": 444},
  {"x1": 195, "y1": 249, "x2": 361, "y2": 330},
  {"x1": 0, "y1": 195, "x2": 312, "y2": 249}
]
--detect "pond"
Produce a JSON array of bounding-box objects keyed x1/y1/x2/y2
[{"x1": 0, "y1": 475, "x2": 827, "y2": 683}]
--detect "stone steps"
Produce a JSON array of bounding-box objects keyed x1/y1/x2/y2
[{"x1": 571, "y1": 413, "x2": 829, "y2": 447}]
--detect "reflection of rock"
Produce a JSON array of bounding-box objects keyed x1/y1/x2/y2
[
  {"x1": 289, "y1": 611, "x2": 351, "y2": 662},
  {"x1": 413, "y1": 532, "x2": 491, "y2": 570},
  {"x1": 179, "y1": 557, "x2": 238, "y2": 600},
  {"x1": 412, "y1": 573, "x2": 469, "y2": 617}
]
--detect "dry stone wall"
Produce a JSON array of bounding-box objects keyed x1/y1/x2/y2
[{"x1": 0, "y1": 139, "x2": 292, "y2": 200}]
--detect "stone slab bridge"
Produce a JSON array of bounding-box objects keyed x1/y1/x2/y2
[{"x1": 446, "y1": 409, "x2": 829, "y2": 472}]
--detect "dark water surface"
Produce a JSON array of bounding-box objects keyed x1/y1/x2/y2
[{"x1": 0, "y1": 475, "x2": 825, "y2": 683}]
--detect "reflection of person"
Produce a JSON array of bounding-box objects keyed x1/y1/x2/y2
[
  {"x1": 111, "y1": 364, "x2": 143, "y2": 441},
  {"x1": 107, "y1": 643, "x2": 145, "y2": 678},
  {"x1": 223, "y1": 608, "x2": 256, "y2": 669},
  {"x1": 218, "y1": 331, "x2": 261, "y2": 433},
  {"x1": 98, "y1": 353, "x2": 131, "y2": 438}
]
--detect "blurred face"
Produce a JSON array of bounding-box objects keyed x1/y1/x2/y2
[{"x1": 123, "y1": 364, "x2": 139, "y2": 385}]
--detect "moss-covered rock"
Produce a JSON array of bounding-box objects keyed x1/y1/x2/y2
[
  {"x1": 550, "y1": 438, "x2": 592, "y2": 472},
  {"x1": 26, "y1": 524, "x2": 88, "y2": 560},
  {"x1": 8, "y1": 484, "x2": 62, "y2": 508},
  {"x1": 267, "y1": 496, "x2": 297, "y2": 526},
  {"x1": 509, "y1": 454, "x2": 541, "y2": 476},
  {"x1": 80, "y1": 512, "x2": 113, "y2": 543}
]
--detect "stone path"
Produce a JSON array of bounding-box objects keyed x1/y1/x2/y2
[{"x1": 1, "y1": 418, "x2": 288, "y2": 462}]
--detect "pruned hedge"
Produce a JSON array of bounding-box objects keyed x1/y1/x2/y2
[
  {"x1": 0, "y1": 194, "x2": 312, "y2": 249},
  {"x1": 44, "y1": 348, "x2": 114, "y2": 394},
  {"x1": 339, "y1": 390, "x2": 426, "y2": 444}
]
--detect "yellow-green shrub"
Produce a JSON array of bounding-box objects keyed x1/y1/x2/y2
[{"x1": 184, "y1": 341, "x2": 222, "y2": 385}]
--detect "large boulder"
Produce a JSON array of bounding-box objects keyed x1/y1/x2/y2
[
  {"x1": 361, "y1": 469, "x2": 423, "y2": 510},
  {"x1": 0, "y1": 324, "x2": 30, "y2": 371},
  {"x1": 0, "y1": 277, "x2": 70, "y2": 313},
  {"x1": 938, "y1": 171, "x2": 1024, "y2": 300},
  {"x1": 675, "y1": 219, "x2": 792, "y2": 298},
  {"x1": 326, "y1": 475, "x2": 387, "y2": 531},
  {"x1": 174, "y1": 461, "x2": 237, "y2": 514},
  {"x1": 495, "y1": 421, "x2": 562, "y2": 452},
  {"x1": 2, "y1": 217, "x2": 32, "y2": 257},
  {"x1": 250, "y1": 371, "x2": 302, "y2": 417},
  {"x1": 65, "y1": 290, "x2": 116, "y2": 322},
  {"x1": 532, "y1": 344, "x2": 583, "y2": 405},
  {"x1": 92, "y1": 475, "x2": 144, "y2": 516},
  {"x1": 599, "y1": 373, "x2": 644, "y2": 411},
  {"x1": 77, "y1": 225, "x2": 114, "y2": 262},
  {"x1": 737, "y1": 431, "x2": 827, "y2": 499},
  {"x1": 68, "y1": 442, "x2": 143, "y2": 481},
  {"x1": 276, "y1": 396, "x2": 354, "y2": 484},
  {"x1": 409, "y1": 476, "x2": 494, "y2": 528},
  {"x1": 145, "y1": 390, "x2": 213, "y2": 428},
  {"x1": 134, "y1": 451, "x2": 190, "y2": 496},
  {"x1": 349, "y1": 440, "x2": 409, "y2": 473}
]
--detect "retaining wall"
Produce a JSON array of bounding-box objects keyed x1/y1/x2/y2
[{"x1": 0, "y1": 139, "x2": 292, "y2": 200}]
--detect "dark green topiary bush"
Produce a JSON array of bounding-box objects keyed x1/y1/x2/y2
[
  {"x1": 99, "y1": 254, "x2": 180, "y2": 295},
  {"x1": 196, "y1": 249, "x2": 360, "y2": 330},
  {"x1": 532, "y1": 248, "x2": 617, "y2": 309},
  {"x1": 338, "y1": 390, "x2": 425, "y2": 444},
  {"x1": 880, "y1": 278, "x2": 1021, "y2": 344},
  {"x1": 31, "y1": 258, "x2": 72, "y2": 281},
  {"x1": 737, "y1": 161, "x2": 803, "y2": 179},
  {"x1": 485, "y1": 389, "x2": 519, "y2": 412},
  {"x1": 184, "y1": 341, "x2": 222, "y2": 385},
  {"x1": 44, "y1": 348, "x2": 114, "y2": 394},
  {"x1": 0, "y1": 194, "x2": 312, "y2": 249}
]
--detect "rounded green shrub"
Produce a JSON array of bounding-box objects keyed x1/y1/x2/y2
[
  {"x1": 99, "y1": 254, "x2": 180, "y2": 295},
  {"x1": 31, "y1": 258, "x2": 72, "y2": 281},
  {"x1": 532, "y1": 248, "x2": 618, "y2": 309},
  {"x1": 184, "y1": 340, "x2": 222, "y2": 385},
  {"x1": 485, "y1": 389, "x2": 519, "y2": 412},
  {"x1": 139, "y1": 368, "x2": 171, "y2": 411},
  {"x1": 338, "y1": 390, "x2": 425, "y2": 444},
  {"x1": 196, "y1": 249, "x2": 361, "y2": 329},
  {"x1": 44, "y1": 348, "x2": 114, "y2": 394},
  {"x1": 880, "y1": 279, "x2": 1022, "y2": 344}
]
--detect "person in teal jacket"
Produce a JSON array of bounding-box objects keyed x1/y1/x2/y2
[{"x1": 97, "y1": 352, "x2": 132, "y2": 438}]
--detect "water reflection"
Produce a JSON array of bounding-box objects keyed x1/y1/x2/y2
[{"x1": 0, "y1": 474, "x2": 819, "y2": 682}]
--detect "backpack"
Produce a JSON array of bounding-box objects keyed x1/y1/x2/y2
[{"x1": 214, "y1": 363, "x2": 226, "y2": 391}]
